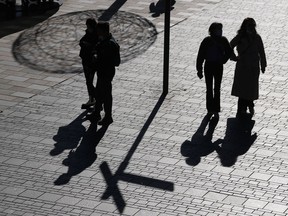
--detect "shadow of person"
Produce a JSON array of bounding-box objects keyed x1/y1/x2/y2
[
  {"x1": 50, "y1": 111, "x2": 87, "y2": 156},
  {"x1": 181, "y1": 113, "x2": 219, "y2": 166},
  {"x1": 54, "y1": 123, "x2": 109, "y2": 185},
  {"x1": 149, "y1": 0, "x2": 176, "y2": 17},
  {"x1": 214, "y1": 115, "x2": 257, "y2": 167}
]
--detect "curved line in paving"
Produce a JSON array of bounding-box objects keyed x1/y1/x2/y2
[{"x1": 12, "y1": 10, "x2": 158, "y2": 74}]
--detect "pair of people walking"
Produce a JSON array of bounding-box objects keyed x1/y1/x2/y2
[
  {"x1": 79, "y1": 19, "x2": 120, "y2": 126},
  {"x1": 196, "y1": 18, "x2": 267, "y2": 118}
]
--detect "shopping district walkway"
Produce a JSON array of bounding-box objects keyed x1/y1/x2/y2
[{"x1": 1, "y1": 0, "x2": 288, "y2": 215}]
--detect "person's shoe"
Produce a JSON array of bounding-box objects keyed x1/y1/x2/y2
[
  {"x1": 98, "y1": 116, "x2": 113, "y2": 126},
  {"x1": 81, "y1": 97, "x2": 96, "y2": 109}
]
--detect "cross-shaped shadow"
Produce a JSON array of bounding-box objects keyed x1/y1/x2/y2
[{"x1": 100, "y1": 93, "x2": 174, "y2": 213}]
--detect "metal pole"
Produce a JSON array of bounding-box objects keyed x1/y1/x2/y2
[{"x1": 163, "y1": 0, "x2": 171, "y2": 95}]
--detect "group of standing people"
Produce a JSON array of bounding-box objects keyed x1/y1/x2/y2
[
  {"x1": 79, "y1": 18, "x2": 120, "y2": 126},
  {"x1": 196, "y1": 17, "x2": 267, "y2": 118},
  {"x1": 79, "y1": 17, "x2": 266, "y2": 127}
]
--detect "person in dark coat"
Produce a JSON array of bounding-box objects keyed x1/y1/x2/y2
[
  {"x1": 79, "y1": 18, "x2": 98, "y2": 109},
  {"x1": 196, "y1": 22, "x2": 232, "y2": 116},
  {"x1": 91, "y1": 21, "x2": 120, "y2": 125},
  {"x1": 230, "y1": 18, "x2": 267, "y2": 117}
]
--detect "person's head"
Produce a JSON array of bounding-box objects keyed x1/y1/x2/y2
[
  {"x1": 97, "y1": 21, "x2": 110, "y2": 41},
  {"x1": 238, "y1": 17, "x2": 257, "y2": 36},
  {"x1": 209, "y1": 22, "x2": 223, "y2": 38},
  {"x1": 86, "y1": 18, "x2": 97, "y2": 33}
]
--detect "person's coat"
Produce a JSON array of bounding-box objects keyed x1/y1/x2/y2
[{"x1": 230, "y1": 34, "x2": 267, "y2": 100}]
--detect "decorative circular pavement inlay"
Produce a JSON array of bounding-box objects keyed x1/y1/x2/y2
[{"x1": 13, "y1": 10, "x2": 157, "y2": 73}]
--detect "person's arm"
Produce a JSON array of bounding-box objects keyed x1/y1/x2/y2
[
  {"x1": 222, "y1": 37, "x2": 233, "y2": 64},
  {"x1": 257, "y1": 35, "x2": 267, "y2": 73},
  {"x1": 196, "y1": 38, "x2": 207, "y2": 79}
]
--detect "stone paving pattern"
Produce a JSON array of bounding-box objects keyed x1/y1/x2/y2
[{"x1": 1, "y1": 0, "x2": 288, "y2": 215}]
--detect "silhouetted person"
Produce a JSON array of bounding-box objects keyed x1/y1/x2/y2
[
  {"x1": 91, "y1": 21, "x2": 120, "y2": 125},
  {"x1": 196, "y1": 22, "x2": 232, "y2": 116},
  {"x1": 149, "y1": 0, "x2": 176, "y2": 17},
  {"x1": 230, "y1": 18, "x2": 267, "y2": 117},
  {"x1": 79, "y1": 18, "x2": 98, "y2": 109}
]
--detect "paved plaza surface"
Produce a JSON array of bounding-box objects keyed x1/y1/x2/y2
[{"x1": 1, "y1": 0, "x2": 288, "y2": 215}]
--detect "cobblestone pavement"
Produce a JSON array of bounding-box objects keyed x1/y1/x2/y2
[{"x1": 1, "y1": 0, "x2": 288, "y2": 215}]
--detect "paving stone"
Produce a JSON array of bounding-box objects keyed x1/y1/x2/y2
[
  {"x1": 243, "y1": 199, "x2": 268, "y2": 209},
  {"x1": 2, "y1": 187, "x2": 26, "y2": 195},
  {"x1": 223, "y1": 195, "x2": 247, "y2": 205},
  {"x1": 204, "y1": 192, "x2": 227, "y2": 202},
  {"x1": 135, "y1": 210, "x2": 160, "y2": 216},
  {"x1": 57, "y1": 196, "x2": 81, "y2": 205},
  {"x1": 264, "y1": 203, "x2": 288, "y2": 213},
  {"x1": 158, "y1": 157, "x2": 179, "y2": 165},
  {"x1": 75, "y1": 199, "x2": 100, "y2": 209},
  {"x1": 250, "y1": 173, "x2": 272, "y2": 181},
  {"x1": 4, "y1": 158, "x2": 26, "y2": 166},
  {"x1": 19, "y1": 190, "x2": 44, "y2": 199},
  {"x1": 95, "y1": 203, "x2": 117, "y2": 212},
  {"x1": 11, "y1": 92, "x2": 35, "y2": 98},
  {"x1": 185, "y1": 188, "x2": 207, "y2": 197},
  {"x1": 269, "y1": 176, "x2": 288, "y2": 184}
]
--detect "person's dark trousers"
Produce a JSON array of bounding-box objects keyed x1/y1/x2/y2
[
  {"x1": 204, "y1": 62, "x2": 223, "y2": 113},
  {"x1": 94, "y1": 77, "x2": 113, "y2": 118},
  {"x1": 82, "y1": 60, "x2": 96, "y2": 97}
]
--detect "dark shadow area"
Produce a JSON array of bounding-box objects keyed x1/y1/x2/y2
[
  {"x1": 12, "y1": 10, "x2": 157, "y2": 73},
  {"x1": 0, "y1": 2, "x2": 60, "y2": 39},
  {"x1": 214, "y1": 115, "x2": 257, "y2": 167},
  {"x1": 98, "y1": 0, "x2": 127, "y2": 21},
  {"x1": 149, "y1": 0, "x2": 176, "y2": 17},
  {"x1": 50, "y1": 111, "x2": 87, "y2": 156},
  {"x1": 100, "y1": 93, "x2": 174, "y2": 213},
  {"x1": 181, "y1": 113, "x2": 219, "y2": 166},
  {"x1": 54, "y1": 122, "x2": 108, "y2": 185}
]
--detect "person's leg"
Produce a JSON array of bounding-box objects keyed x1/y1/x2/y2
[
  {"x1": 82, "y1": 62, "x2": 96, "y2": 108},
  {"x1": 99, "y1": 80, "x2": 113, "y2": 125},
  {"x1": 94, "y1": 79, "x2": 103, "y2": 113},
  {"x1": 86, "y1": 69, "x2": 96, "y2": 99},
  {"x1": 237, "y1": 97, "x2": 247, "y2": 117},
  {"x1": 90, "y1": 79, "x2": 103, "y2": 122},
  {"x1": 204, "y1": 66, "x2": 214, "y2": 113},
  {"x1": 213, "y1": 65, "x2": 223, "y2": 113}
]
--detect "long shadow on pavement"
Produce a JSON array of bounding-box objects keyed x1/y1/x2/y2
[
  {"x1": 98, "y1": 0, "x2": 127, "y2": 21},
  {"x1": 50, "y1": 111, "x2": 108, "y2": 185},
  {"x1": 100, "y1": 93, "x2": 174, "y2": 213},
  {"x1": 181, "y1": 113, "x2": 219, "y2": 166},
  {"x1": 54, "y1": 122, "x2": 108, "y2": 185},
  {"x1": 50, "y1": 111, "x2": 87, "y2": 156},
  {"x1": 214, "y1": 116, "x2": 257, "y2": 167},
  {"x1": 181, "y1": 114, "x2": 257, "y2": 167}
]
